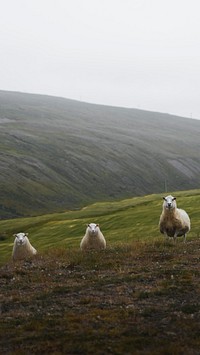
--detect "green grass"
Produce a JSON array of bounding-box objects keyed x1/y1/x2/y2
[
  {"x1": 1, "y1": 189, "x2": 200, "y2": 354},
  {"x1": 1, "y1": 189, "x2": 200, "y2": 265}
]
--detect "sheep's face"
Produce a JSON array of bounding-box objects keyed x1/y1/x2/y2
[
  {"x1": 163, "y1": 195, "x2": 177, "y2": 210},
  {"x1": 87, "y1": 223, "x2": 99, "y2": 236},
  {"x1": 14, "y1": 232, "x2": 28, "y2": 246}
]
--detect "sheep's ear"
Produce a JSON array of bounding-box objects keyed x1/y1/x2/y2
[
  {"x1": 96, "y1": 224, "x2": 99, "y2": 227},
  {"x1": 163, "y1": 197, "x2": 166, "y2": 200},
  {"x1": 13, "y1": 234, "x2": 17, "y2": 237},
  {"x1": 25, "y1": 233, "x2": 29, "y2": 236},
  {"x1": 173, "y1": 197, "x2": 176, "y2": 201}
]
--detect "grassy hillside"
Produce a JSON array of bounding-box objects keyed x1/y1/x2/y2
[
  {"x1": 1, "y1": 190, "x2": 200, "y2": 354},
  {"x1": 1, "y1": 189, "x2": 200, "y2": 265},
  {"x1": 1, "y1": 90, "x2": 200, "y2": 218}
]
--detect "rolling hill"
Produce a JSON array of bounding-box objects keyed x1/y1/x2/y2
[{"x1": 1, "y1": 90, "x2": 200, "y2": 218}]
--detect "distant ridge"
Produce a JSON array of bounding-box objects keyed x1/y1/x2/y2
[{"x1": 0, "y1": 90, "x2": 200, "y2": 218}]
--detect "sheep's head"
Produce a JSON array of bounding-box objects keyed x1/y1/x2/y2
[
  {"x1": 163, "y1": 195, "x2": 177, "y2": 210},
  {"x1": 13, "y1": 232, "x2": 28, "y2": 246},
  {"x1": 87, "y1": 223, "x2": 99, "y2": 236}
]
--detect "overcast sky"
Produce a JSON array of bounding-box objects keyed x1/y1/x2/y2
[{"x1": 1, "y1": 0, "x2": 200, "y2": 118}]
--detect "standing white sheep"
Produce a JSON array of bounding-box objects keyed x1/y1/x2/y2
[
  {"x1": 159, "y1": 195, "x2": 191, "y2": 242},
  {"x1": 80, "y1": 223, "x2": 106, "y2": 251},
  {"x1": 12, "y1": 232, "x2": 37, "y2": 261}
]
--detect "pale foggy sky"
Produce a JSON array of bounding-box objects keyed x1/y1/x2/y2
[{"x1": 0, "y1": 0, "x2": 200, "y2": 119}]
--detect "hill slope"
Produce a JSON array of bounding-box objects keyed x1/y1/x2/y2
[
  {"x1": 1, "y1": 190, "x2": 200, "y2": 352},
  {"x1": 1, "y1": 189, "x2": 200, "y2": 266},
  {"x1": 1, "y1": 90, "x2": 200, "y2": 218},
  {"x1": 1, "y1": 190, "x2": 200, "y2": 353}
]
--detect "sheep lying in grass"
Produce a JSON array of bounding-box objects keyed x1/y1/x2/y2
[
  {"x1": 80, "y1": 223, "x2": 106, "y2": 251},
  {"x1": 12, "y1": 232, "x2": 37, "y2": 261},
  {"x1": 159, "y1": 195, "x2": 191, "y2": 242}
]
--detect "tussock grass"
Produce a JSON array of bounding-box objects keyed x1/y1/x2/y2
[{"x1": 1, "y1": 238, "x2": 200, "y2": 354}]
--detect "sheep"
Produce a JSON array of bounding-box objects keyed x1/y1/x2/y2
[
  {"x1": 12, "y1": 232, "x2": 37, "y2": 261},
  {"x1": 80, "y1": 223, "x2": 106, "y2": 251},
  {"x1": 159, "y1": 195, "x2": 190, "y2": 242}
]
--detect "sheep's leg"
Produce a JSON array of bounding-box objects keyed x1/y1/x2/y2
[
  {"x1": 173, "y1": 233, "x2": 178, "y2": 243},
  {"x1": 183, "y1": 234, "x2": 187, "y2": 243},
  {"x1": 163, "y1": 232, "x2": 170, "y2": 243}
]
